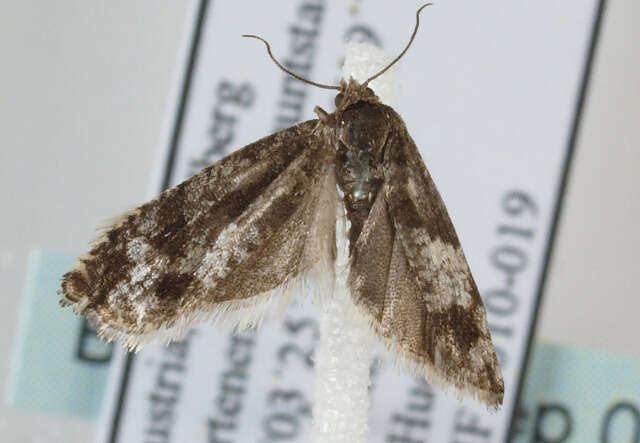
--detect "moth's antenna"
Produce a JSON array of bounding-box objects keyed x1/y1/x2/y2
[
  {"x1": 243, "y1": 34, "x2": 341, "y2": 90},
  {"x1": 363, "y1": 3, "x2": 432, "y2": 87}
]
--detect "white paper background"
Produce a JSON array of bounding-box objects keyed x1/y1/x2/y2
[
  {"x1": 94, "y1": 1, "x2": 601, "y2": 442},
  {"x1": 7, "y1": 1, "x2": 640, "y2": 442}
]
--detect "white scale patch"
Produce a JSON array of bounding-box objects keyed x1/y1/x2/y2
[
  {"x1": 199, "y1": 222, "x2": 262, "y2": 286},
  {"x1": 200, "y1": 222, "x2": 237, "y2": 282},
  {"x1": 411, "y1": 228, "x2": 474, "y2": 309},
  {"x1": 106, "y1": 253, "x2": 168, "y2": 311},
  {"x1": 467, "y1": 338, "x2": 496, "y2": 373},
  {"x1": 126, "y1": 238, "x2": 151, "y2": 261}
]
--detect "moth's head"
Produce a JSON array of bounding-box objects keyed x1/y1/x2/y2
[{"x1": 333, "y1": 78, "x2": 380, "y2": 111}]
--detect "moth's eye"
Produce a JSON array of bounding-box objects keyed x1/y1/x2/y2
[
  {"x1": 334, "y1": 92, "x2": 344, "y2": 108},
  {"x1": 365, "y1": 87, "x2": 374, "y2": 96}
]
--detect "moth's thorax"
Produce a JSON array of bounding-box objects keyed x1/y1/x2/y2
[{"x1": 334, "y1": 101, "x2": 389, "y2": 205}]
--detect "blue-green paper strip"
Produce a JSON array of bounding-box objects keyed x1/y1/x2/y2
[
  {"x1": 6, "y1": 250, "x2": 112, "y2": 420},
  {"x1": 512, "y1": 341, "x2": 640, "y2": 442}
]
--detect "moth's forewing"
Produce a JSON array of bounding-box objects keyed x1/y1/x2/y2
[
  {"x1": 348, "y1": 105, "x2": 504, "y2": 407},
  {"x1": 60, "y1": 119, "x2": 336, "y2": 349},
  {"x1": 348, "y1": 189, "x2": 394, "y2": 321}
]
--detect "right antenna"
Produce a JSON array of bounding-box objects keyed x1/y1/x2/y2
[{"x1": 363, "y1": 3, "x2": 433, "y2": 87}]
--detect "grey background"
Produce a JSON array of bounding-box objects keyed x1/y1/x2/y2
[{"x1": 0, "y1": 1, "x2": 638, "y2": 441}]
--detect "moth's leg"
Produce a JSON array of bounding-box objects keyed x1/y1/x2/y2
[{"x1": 314, "y1": 106, "x2": 330, "y2": 122}]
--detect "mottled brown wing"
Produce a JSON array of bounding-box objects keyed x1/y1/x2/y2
[
  {"x1": 61, "y1": 119, "x2": 338, "y2": 349},
  {"x1": 349, "y1": 118, "x2": 503, "y2": 408}
]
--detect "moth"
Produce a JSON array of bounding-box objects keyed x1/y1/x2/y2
[{"x1": 60, "y1": 5, "x2": 504, "y2": 408}]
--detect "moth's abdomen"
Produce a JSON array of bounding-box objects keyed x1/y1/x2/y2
[
  {"x1": 336, "y1": 150, "x2": 383, "y2": 251},
  {"x1": 338, "y1": 151, "x2": 381, "y2": 204}
]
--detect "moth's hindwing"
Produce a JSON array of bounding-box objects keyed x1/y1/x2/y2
[
  {"x1": 349, "y1": 110, "x2": 504, "y2": 408},
  {"x1": 60, "y1": 119, "x2": 337, "y2": 349}
]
